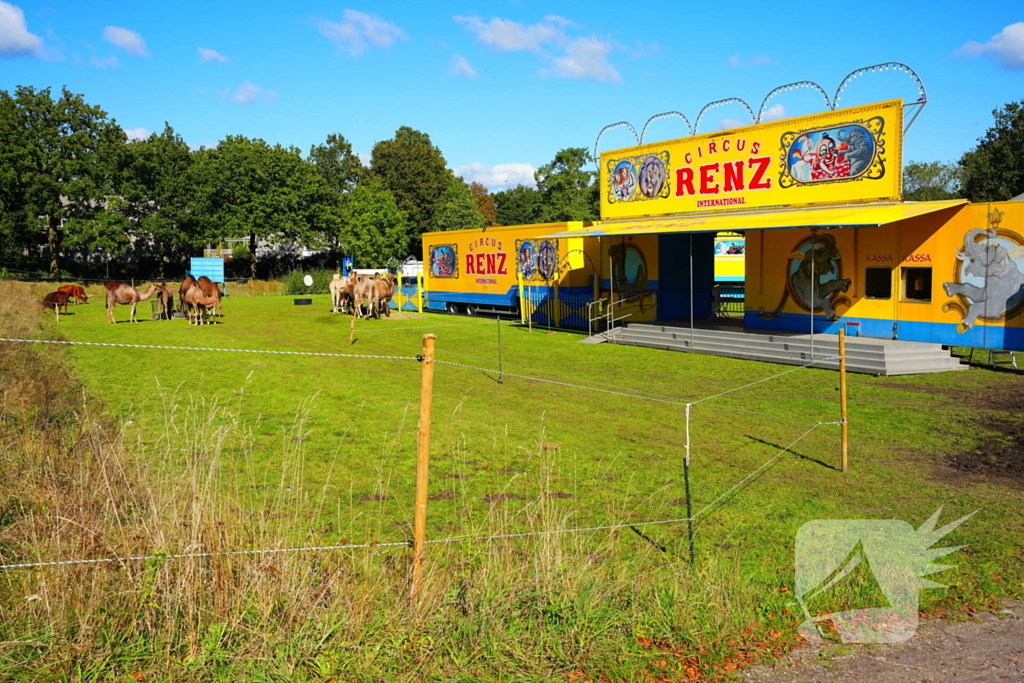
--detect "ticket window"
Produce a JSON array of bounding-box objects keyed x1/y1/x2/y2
[
  {"x1": 864, "y1": 268, "x2": 892, "y2": 299},
  {"x1": 902, "y1": 267, "x2": 932, "y2": 302}
]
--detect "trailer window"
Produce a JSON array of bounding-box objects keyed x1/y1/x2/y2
[
  {"x1": 902, "y1": 267, "x2": 932, "y2": 302},
  {"x1": 864, "y1": 268, "x2": 891, "y2": 299}
]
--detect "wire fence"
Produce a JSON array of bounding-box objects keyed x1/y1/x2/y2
[{"x1": 0, "y1": 322, "x2": 845, "y2": 571}]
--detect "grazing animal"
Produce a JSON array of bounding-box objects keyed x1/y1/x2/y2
[
  {"x1": 42, "y1": 291, "x2": 70, "y2": 314},
  {"x1": 57, "y1": 284, "x2": 89, "y2": 304},
  {"x1": 154, "y1": 283, "x2": 175, "y2": 320},
  {"x1": 353, "y1": 275, "x2": 379, "y2": 319},
  {"x1": 106, "y1": 283, "x2": 158, "y2": 324},
  {"x1": 178, "y1": 274, "x2": 197, "y2": 315},
  {"x1": 182, "y1": 283, "x2": 219, "y2": 325},
  {"x1": 196, "y1": 276, "x2": 222, "y2": 317}
]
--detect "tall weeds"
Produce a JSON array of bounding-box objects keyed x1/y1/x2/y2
[{"x1": 0, "y1": 281, "x2": 792, "y2": 682}]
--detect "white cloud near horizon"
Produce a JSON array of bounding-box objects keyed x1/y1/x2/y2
[
  {"x1": 449, "y1": 53, "x2": 477, "y2": 78},
  {"x1": 455, "y1": 161, "x2": 537, "y2": 190},
  {"x1": 103, "y1": 26, "x2": 148, "y2": 57},
  {"x1": 315, "y1": 9, "x2": 407, "y2": 57},
  {"x1": 759, "y1": 103, "x2": 787, "y2": 122},
  {"x1": 728, "y1": 53, "x2": 771, "y2": 68},
  {"x1": 228, "y1": 80, "x2": 277, "y2": 104},
  {"x1": 198, "y1": 47, "x2": 228, "y2": 63},
  {"x1": 955, "y1": 22, "x2": 1024, "y2": 70},
  {"x1": 124, "y1": 127, "x2": 152, "y2": 141},
  {"x1": 544, "y1": 36, "x2": 621, "y2": 82},
  {"x1": 0, "y1": 1, "x2": 42, "y2": 57}
]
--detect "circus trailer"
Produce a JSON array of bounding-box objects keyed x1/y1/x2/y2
[
  {"x1": 421, "y1": 222, "x2": 600, "y2": 325},
  {"x1": 541, "y1": 93, "x2": 1024, "y2": 353}
]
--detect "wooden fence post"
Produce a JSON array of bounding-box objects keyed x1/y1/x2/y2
[
  {"x1": 839, "y1": 328, "x2": 848, "y2": 473},
  {"x1": 411, "y1": 333, "x2": 436, "y2": 600}
]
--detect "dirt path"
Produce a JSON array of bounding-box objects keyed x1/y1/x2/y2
[{"x1": 741, "y1": 601, "x2": 1023, "y2": 683}]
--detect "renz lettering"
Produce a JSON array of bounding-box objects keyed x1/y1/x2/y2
[
  {"x1": 674, "y1": 154, "x2": 772, "y2": 198},
  {"x1": 464, "y1": 250, "x2": 508, "y2": 275}
]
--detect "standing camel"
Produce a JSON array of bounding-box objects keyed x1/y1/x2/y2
[
  {"x1": 196, "y1": 276, "x2": 222, "y2": 317},
  {"x1": 329, "y1": 274, "x2": 345, "y2": 313},
  {"x1": 154, "y1": 283, "x2": 175, "y2": 320},
  {"x1": 353, "y1": 275, "x2": 379, "y2": 319},
  {"x1": 182, "y1": 283, "x2": 219, "y2": 325},
  {"x1": 106, "y1": 283, "x2": 158, "y2": 324},
  {"x1": 178, "y1": 274, "x2": 197, "y2": 316}
]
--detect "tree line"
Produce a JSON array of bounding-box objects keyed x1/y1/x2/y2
[{"x1": 0, "y1": 86, "x2": 600, "y2": 280}]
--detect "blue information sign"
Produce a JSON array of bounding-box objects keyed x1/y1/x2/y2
[{"x1": 188, "y1": 257, "x2": 225, "y2": 283}]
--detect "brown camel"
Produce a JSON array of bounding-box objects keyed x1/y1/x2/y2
[
  {"x1": 154, "y1": 283, "x2": 175, "y2": 320},
  {"x1": 106, "y1": 283, "x2": 158, "y2": 324},
  {"x1": 182, "y1": 283, "x2": 219, "y2": 325},
  {"x1": 178, "y1": 274, "x2": 196, "y2": 315},
  {"x1": 353, "y1": 275, "x2": 378, "y2": 319},
  {"x1": 105, "y1": 281, "x2": 121, "y2": 291},
  {"x1": 373, "y1": 274, "x2": 396, "y2": 317},
  {"x1": 57, "y1": 284, "x2": 89, "y2": 304},
  {"x1": 196, "y1": 276, "x2": 222, "y2": 317}
]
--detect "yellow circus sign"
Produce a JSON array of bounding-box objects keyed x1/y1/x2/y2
[{"x1": 601, "y1": 99, "x2": 903, "y2": 220}]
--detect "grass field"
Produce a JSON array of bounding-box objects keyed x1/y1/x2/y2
[{"x1": 2, "y1": 279, "x2": 1023, "y2": 681}]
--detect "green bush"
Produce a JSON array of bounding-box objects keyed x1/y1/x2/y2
[{"x1": 281, "y1": 269, "x2": 336, "y2": 295}]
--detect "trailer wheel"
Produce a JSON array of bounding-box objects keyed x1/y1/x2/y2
[
  {"x1": 446, "y1": 302, "x2": 459, "y2": 315},
  {"x1": 466, "y1": 304, "x2": 477, "y2": 316}
]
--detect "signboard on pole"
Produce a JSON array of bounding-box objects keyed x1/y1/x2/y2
[{"x1": 189, "y1": 257, "x2": 225, "y2": 283}]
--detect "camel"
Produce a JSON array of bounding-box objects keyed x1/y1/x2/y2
[
  {"x1": 154, "y1": 283, "x2": 175, "y2": 320},
  {"x1": 178, "y1": 274, "x2": 197, "y2": 315},
  {"x1": 105, "y1": 281, "x2": 121, "y2": 291},
  {"x1": 329, "y1": 274, "x2": 345, "y2": 313},
  {"x1": 106, "y1": 283, "x2": 158, "y2": 324},
  {"x1": 352, "y1": 275, "x2": 379, "y2": 319},
  {"x1": 196, "y1": 276, "x2": 222, "y2": 317},
  {"x1": 57, "y1": 284, "x2": 89, "y2": 304},
  {"x1": 182, "y1": 283, "x2": 219, "y2": 325},
  {"x1": 373, "y1": 274, "x2": 396, "y2": 317},
  {"x1": 42, "y1": 291, "x2": 70, "y2": 314}
]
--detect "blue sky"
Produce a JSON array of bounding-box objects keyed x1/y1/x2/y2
[{"x1": 2, "y1": 1, "x2": 1022, "y2": 190}]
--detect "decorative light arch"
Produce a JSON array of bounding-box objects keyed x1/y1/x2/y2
[
  {"x1": 757, "y1": 81, "x2": 832, "y2": 123},
  {"x1": 693, "y1": 97, "x2": 756, "y2": 135},
  {"x1": 640, "y1": 111, "x2": 694, "y2": 145},
  {"x1": 593, "y1": 121, "x2": 639, "y2": 172},
  {"x1": 833, "y1": 62, "x2": 927, "y2": 133}
]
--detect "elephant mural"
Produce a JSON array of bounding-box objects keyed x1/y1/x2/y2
[
  {"x1": 942, "y1": 228, "x2": 1024, "y2": 330},
  {"x1": 761, "y1": 233, "x2": 851, "y2": 320}
]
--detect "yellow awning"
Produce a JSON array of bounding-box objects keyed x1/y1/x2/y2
[{"x1": 542, "y1": 200, "x2": 968, "y2": 237}]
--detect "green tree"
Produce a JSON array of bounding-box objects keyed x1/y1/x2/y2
[
  {"x1": 340, "y1": 177, "x2": 409, "y2": 267},
  {"x1": 0, "y1": 86, "x2": 125, "y2": 276},
  {"x1": 535, "y1": 147, "x2": 600, "y2": 222},
  {"x1": 370, "y1": 126, "x2": 449, "y2": 252},
  {"x1": 309, "y1": 133, "x2": 363, "y2": 195},
  {"x1": 902, "y1": 161, "x2": 964, "y2": 201},
  {"x1": 119, "y1": 123, "x2": 196, "y2": 278},
  {"x1": 494, "y1": 185, "x2": 546, "y2": 227},
  {"x1": 432, "y1": 176, "x2": 486, "y2": 232},
  {"x1": 959, "y1": 100, "x2": 1024, "y2": 202},
  {"x1": 469, "y1": 181, "x2": 498, "y2": 226},
  {"x1": 189, "y1": 136, "x2": 337, "y2": 280}
]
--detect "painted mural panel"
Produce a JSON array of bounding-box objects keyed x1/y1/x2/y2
[
  {"x1": 601, "y1": 100, "x2": 902, "y2": 220},
  {"x1": 758, "y1": 233, "x2": 852, "y2": 320},
  {"x1": 429, "y1": 244, "x2": 459, "y2": 279}
]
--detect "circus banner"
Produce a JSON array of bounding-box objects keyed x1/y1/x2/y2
[{"x1": 601, "y1": 99, "x2": 903, "y2": 220}]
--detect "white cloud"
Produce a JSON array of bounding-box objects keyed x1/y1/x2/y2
[
  {"x1": 198, "y1": 47, "x2": 228, "y2": 63},
  {"x1": 955, "y1": 22, "x2": 1024, "y2": 70},
  {"x1": 0, "y1": 1, "x2": 42, "y2": 57},
  {"x1": 103, "y1": 26, "x2": 148, "y2": 56},
  {"x1": 228, "y1": 80, "x2": 277, "y2": 104},
  {"x1": 759, "y1": 103, "x2": 787, "y2": 122},
  {"x1": 544, "y1": 37, "x2": 621, "y2": 83},
  {"x1": 91, "y1": 55, "x2": 119, "y2": 69},
  {"x1": 729, "y1": 52, "x2": 771, "y2": 68},
  {"x1": 454, "y1": 15, "x2": 563, "y2": 52},
  {"x1": 449, "y1": 53, "x2": 477, "y2": 78},
  {"x1": 124, "y1": 127, "x2": 152, "y2": 141},
  {"x1": 455, "y1": 161, "x2": 537, "y2": 190},
  {"x1": 315, "y1": 10, "x2": 407, "y2": 57}
]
